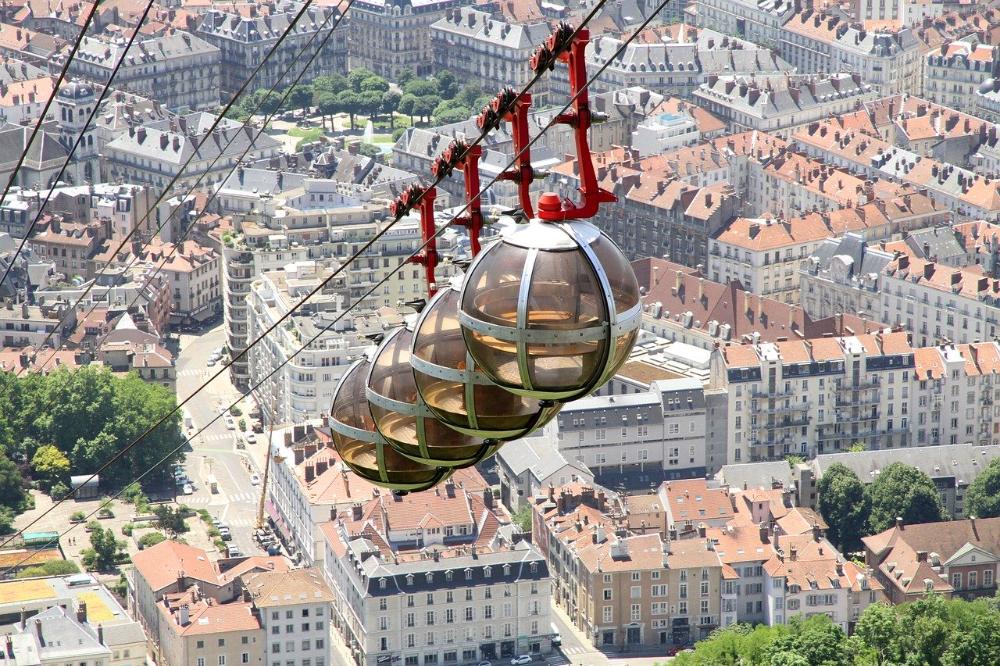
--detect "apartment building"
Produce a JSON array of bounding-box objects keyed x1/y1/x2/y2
[
  {"x1": 430, "y1": 8, "x2": 550, "y2": 104},
  {"x1": 28, "y1": 215, "x2": 110, "y2": 279},
  {"x1": 265, "y1": 419, "x2": 489, "y2": 562},
  {"x1": 694, "y1": 73, "x2": 877, "y2": 135},
  {"x1": 635, "y1": 257, "x2": 884, "y2": 352},
  {"x1": 924, "y1": 41, "x2": 998, "y2": 116},
  {"x1": 112, "y1": 238, "x2": 220, "y2": 327},
  {"x1": 245, "y1": 261, "x2": 389, "y2": 424},
  {"x1": 793, "y1": 118, "x2": 1000, "y2": 221},
  {"x1": 764, "y1": 532, "x2": 883, "y2": 631},
  {"x1": 880, "y1": 254, "x2": 1000, "y2": 345},
  {"x1": 348, "y1": 0, "x2": 462, "y2": 80},
  {"x1": 128, "y1": 540, "x2": 304, "y2": 666},
  {"x1": 709, "y1": 195, "x2": 942, "y2": 303},
  {"x1": 800, "y1": 233, "x2": 895, "y2": 320},
  {"x1": 864, "y1": 516, "x2": 1000, "y2": 603},
  {"x1": 195, "y1": 5, "x2": 346, "y2": 99},
  {"x1": 779, "y1": 12, "x2": 925, "y2": 96},
  {"x1": 495, "y1": 436, "x2": 594, "y2": 513},
  {"x1": 321, "y1": 482, "x2": 553, "y2": 666},
  {"x1": 810, "y1": 444, "x2": 1000, "y2": 519},
  {"x1": 0, "y1": 74, "x2": 53, "y2": 125},
  {"x1": 243, "y1": 568, "x2": 334, "y2": 666},
  {"x1": 711, "y1": 331, "x2": 1000, "y2": 463},
  {"x1": 693, "y1": 0, "x2": 795, "y2": 48},
  {"x1": 531, "y1": 482, "x2": 734, "y2": 649},
  {"x1": 631, "y1": 98, "x2": 726, "y2": 157},
  {"x1": 0, "y1": 573, "x2": 146, "y2": 666},
  {"x1": 573, "y1": 29, "x2": 791, "y2": 99},
  {"x1": 549, "y1": 378, "x2": 709, "y2": 489},
  {"x1": 0, "y1": 299, "x2": 72, "y2": 348},
  {"x1": 101, "y1": 113, "x2": 281, "y2": 191},
  {"x1": 69, "y1": 31, "x2": 220, "y2": 111}
]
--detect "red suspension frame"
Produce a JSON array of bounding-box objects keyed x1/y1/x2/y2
[{"x1": 388, "y1": 22, "x2": 615, "y2": 297}]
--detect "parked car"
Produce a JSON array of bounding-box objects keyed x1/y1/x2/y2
[
  {"x1": 226, "y1": 545, "x2": 242, "y2": 557},
  {"x1": 218, "y1": 527, "x2": 232, "y2": 541},
  {"x1": 212, "y1": 517, "x2": 224, "y2": 528},
  {"x1": 225, "y1": 416, "x2": 236, "y2": 430},
  {"x1": 250, "y1": 473, "x2": 261, "y2": 486},
  {"x1": 510, "y1": 657, "x2": 532, "y2": 665},
  {"x1": 245, "y1": 432, "x2": 256, "y2": 444},
  {"x1": 181, "y1": 483, "x2": 193, "y2": 495},
  {"x1": 207, "y1": 358, "x2": 217, "y2": 367}
]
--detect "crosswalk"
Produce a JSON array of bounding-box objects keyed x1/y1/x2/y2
[
  {"x1": 559, "y1": 646, "x2": 590, "y2": 656},
  {"x1": 177, "y1": 368, "x2": 203, "y2": 378},
  {"x1": 184, "y1": 491, "x2": 258, "y2": 505}
]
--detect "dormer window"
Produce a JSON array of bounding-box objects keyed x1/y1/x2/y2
[
  {"x1": 530, "y1": 563, "x2": 538, "y2": 574},
  {"x1": 446, "y1": 570, "x2": 453, "y2": 582},
  {"x1": 484, "y1": 566, "x2": 491, "y2": 578},
  {"x1": 426, "y1": 572, "x2": 433, "y2": 584},
  {"x1": 406, "y1": 574, "x2": 414, "y2": 586},
  {"x1": 503, "y1": 565, "x2": 511, "y2": 576},
  {"x1": 465, "y1": 568, "x2": 473, "y2": 580},
  {"x1": 379, "y1": 578, "x2": 386, "y2": 589}
]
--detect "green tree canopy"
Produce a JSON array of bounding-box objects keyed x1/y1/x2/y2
[
  {"x1": 348, "y1": 68, "x2": 379, "y2": 92},
  {"x1": 0, "y1": 451, "x2": 26, "y2": 514},
  {"x1": 88, "y1": 525, "x2": 121, "y2": 571},
  {"x1": 965, "y1": 458, "x2": 1000, "y2": 518},
  {"x1": 675, "y1": 597, "x2": 1000, "y2": 666},
  {"x1": 336, "y1": 90, "x2": 362, "y2": 129},
  {"x1": 282, "y1": 84, "x2": 314, "y2": 111},
  {"x1": 31, "y1": 444, "x2": 70, "y2": 485},
  {"x1": 816, "y1": 463, "x2": 870, "y2": 553},
  {"x1": 404, "y1": 78, "x2": 438, "y2": 98},
  {"x1": 435, "y1": 70, "x2": 458, "y2": 99},
  {"x1": 865, "y1": 462, "x2": 945, "y2": 533}
]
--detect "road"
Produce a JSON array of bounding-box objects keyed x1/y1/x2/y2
[{"x1": 176, "y1": 324, "x2": 262, "y2": 557}]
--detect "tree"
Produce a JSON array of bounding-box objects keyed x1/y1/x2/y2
[
  {"x1": 89, "y1": 525, "x2": 120, "y2": 571},
  {"x1": 866, "y1": 463, "x2": 945, "y2": 533},
  {"x1": 282, "y1": 84, "x2": 314, "y2": 111},
  {"x1": 398, "y1": 93, "x2": 418, "y2": 124},
  {"x1": 153, "y1": 505, "x2": 189, "y2": 535},
  {"x1": 358, "y1": 90, "x2": 383, "y2": 121},
  {"x1": 435, "y1": 70, "x2": 458, "y2": 99},
  {"x1": 0, "y1": 451, "x2": 26, "y2": 513},
  {"x1": 139, "y1": 532, "x2": 167, "y2": 548},
  {"x1": 965, "y1": 458, "x2": 1000, "y2": 518},
  {"x1": 348, "y1": 68, "x2": 379, "y2": 92},
  {"x1": 817, "y1": 463, "x2": 870, "y2": 553},
  {"x1": 31, "y1": 444, "x2": 70, "y2": 489},
  {"x1": 337, "y1": 91, "x2": 362, "y2": 130},
  {"x1": 512, "y1": 505, "x2": 532, "y2": 533},
  {"x1": 381, "y1": 90, "x2": 402, "y2": 128},
  {"x1": 403, "y1": 78, "x2": 438, "y2": 98},
  {"x1": 359, "y1": 74, "x2": 389, "y2": 96},
  {"x1": 848, "y1": 441, "x2": 866, "y2": 453},
  {"x1": 456, "y1": 83, "x2": 485, "y2": 108},
  {"x1": 412, "y1": 95, "x2": 441, "y2": 123},
  {"x1": 433, "y1": 98, "x2": 472, "y2": 125},
  {"x1": 358, "y1": 143, "x2": 382, "y2": 160},
  {"x1": 396, "y1": 68, "x2": 415, "y2": 87}
]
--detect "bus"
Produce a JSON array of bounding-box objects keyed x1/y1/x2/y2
[{"x1": 207, "y1": 474, "x2": 219, "y2": 494}]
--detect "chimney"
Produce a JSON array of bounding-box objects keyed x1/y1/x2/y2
[
  {"x1": 698, "y1": 278, "x2": 705, "y2": 302},
  {"x1": 178, "y1": 605, "x2": 190, "y2": 626},
  {"x1": 789, "y1": 546, "x2": 797, "y2": 561},
  {"x1": 351, "y1": 503, "x2": 363, "y2": 520},
  {"x1": 697, "y1": 523, "x2": 706, "y2": 538},
  {"x1": 76, "y1": 602, "x2": 87, "y2": 624},
  {"x1": 34, "y1": 619, "x2": 44, "y2": 646},
  {"x1": 159, "y1": 134, "x2": 168, "y2": 150},
  {"x1": 759, "y1": 523, "x2": 769, "y2": 543},
  {"x1": 897, "y1": 255, "x2": 909, "y2": 270},
  {"x1": 895, "y1": 516, "x2": 904, "y2": 530},
  {"x1": 293, "y1": 447, "x2": 304, "y2": 465},
  {"x1": 97, "y1": 624, "x2": 104, "y2": 645},
  {"x1": 923, "y1": 263, "x2": 934, "y2": 280},
  {"x1": 917, "y1": 550, "x2": 928, "y2": 562},
  {"x1": 304, "y1": 464, "x2": 315, "y2": 483},
  {"x1": 483, "y1": 488, "x2": 493, "y2": 509},
  {"x1": 315, "y1": 458, "x2": 328, "y2": 476}
]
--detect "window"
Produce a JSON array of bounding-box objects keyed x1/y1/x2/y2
[
  {"x1": 603, "y1": 589, "x2": 612, "y2": 600},
  {"x1": 986, "y1": 569, "x2": 994, "y2": 587},
  {"x1": 218, "y1": 657, "x2": 226, "y2": 666},
  {"x1": 602, "y1": 606, "x2": 613, "y2": 623},
  {"x1": 301, "y1": 640, "x2": 311, "y2": 651},
  {"x1": 241, "y1": 655, "x2": 249, "y2": 664},
  {"x1": 270, "y1": 645, "x2": 279, "y2": 655},
  {"x1": 197, "y1": 642, "x2": 205, "y2": 650},
  {"x1": 198, "y1": 660, "x2": 205, "y2": 666}
]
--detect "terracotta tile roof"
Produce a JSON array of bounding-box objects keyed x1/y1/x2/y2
[
  {"x1": 660, "y1": 478, "x2": 734, "y2": 524},
  {"x1": 243, "y1": 567, "x2": 333, "y2": 607},
  {"x1": 131, "y1": 541, "x2": 217, "y2": 591},
  {"x1": 706, "y1": 522, "x2": 774, "y2": 564},
  {"x1": 163, "y1": 598, "x2": 261, "y2": 636},
  {"x1": 577, "y1": 533, "x2": 665, "y2": 573},
  {"x1": 666, "y1": 536, "x2": 724, "y2": 570}
]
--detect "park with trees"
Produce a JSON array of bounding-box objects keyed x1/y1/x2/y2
[
  {"x1": 0, "y1": 366, "x2": 185, "y2": 532},
  {"x1": 674, "y1": 593, "x2": 1000, "y2": 666}
]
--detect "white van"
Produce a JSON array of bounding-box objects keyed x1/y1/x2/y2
[{"x1": 550, "y1": 623, "x2": 561, "y2": 646}]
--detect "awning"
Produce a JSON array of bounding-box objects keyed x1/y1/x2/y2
[{"x1": 265, "y1": 500, "x2": 291, "y2": 540}]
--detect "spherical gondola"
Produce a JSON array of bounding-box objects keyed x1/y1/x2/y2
[
  {"x1": 458, "y1": 202, "x2": 641, "y2": 401},
  {"x1": 329, "y1": 352, "x2": 450, "y2": 492},
  {"x1": 366, "y1": 323, "x2": 502, "y2": 468},
  {"x1": 411, "y1": 276, "x2": 563, "y2": 440}
]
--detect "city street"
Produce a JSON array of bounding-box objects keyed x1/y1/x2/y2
[{"x1": 176, "y1": 324, "x2": 262, "y2": 557}]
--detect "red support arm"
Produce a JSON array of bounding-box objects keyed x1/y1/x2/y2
[
  {"x1": 477, "y1": 89, "x2": 536, "y2": 219},
  {"x1": 530, "y1": 25, "x2": 616, "y2": 222},
  {"x1": 392, "y1": 183, "x2": 439, "y2": 296}
]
